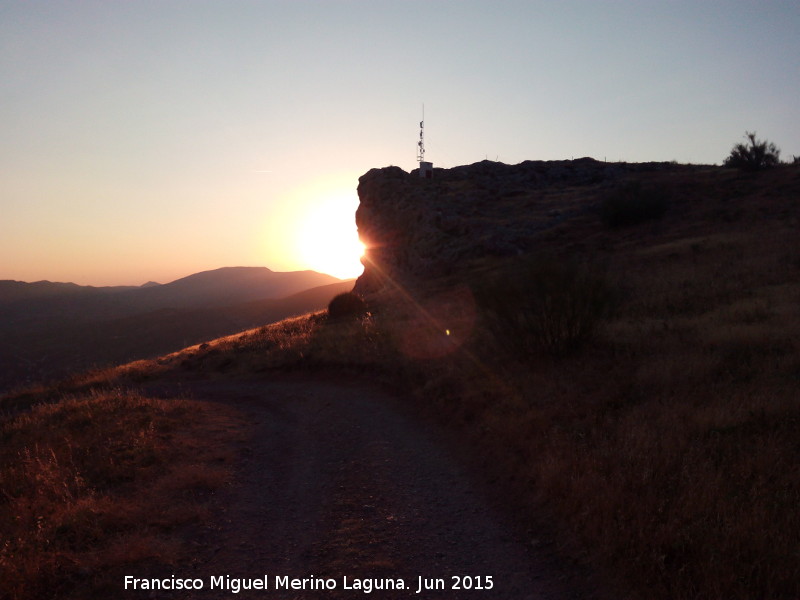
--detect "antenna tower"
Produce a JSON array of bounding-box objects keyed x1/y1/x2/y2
[{"x1": 417, "y1": 105, "x2": 425, "y2": 163}]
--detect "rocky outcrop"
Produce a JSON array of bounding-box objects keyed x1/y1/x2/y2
[{"x1": 353, "y1": 158, "x2": 682, "y2": 295}]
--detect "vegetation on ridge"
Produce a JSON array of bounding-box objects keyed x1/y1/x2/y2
[{"x1": 724, "y1": 130, "x2": 781, "y2": 171}]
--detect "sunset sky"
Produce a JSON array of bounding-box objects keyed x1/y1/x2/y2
[{"x1": 2, "y1": 0, "x2": 798, "y2": 286}]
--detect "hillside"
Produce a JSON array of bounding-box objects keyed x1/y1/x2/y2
[
  {"x1": 0, "y1": 266, "x2": 340, "y2": 315},
  {"x1": 119, "y1": 266, "x2": 342, "y2": 310},
  {"x1": 0, "y1": 268, "x2": 351, "y2": 392},
  {"x1": 2, "y1": 159, "x2": 799, "y2": 600}
]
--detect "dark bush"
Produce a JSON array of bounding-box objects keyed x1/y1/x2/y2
[
  {"x1": 327, "y1": 292, "x2": 368, "y2": 320},
  {"x1": 601, "y1": 181, "x2": 669, "y2": 228},
  {"x1": 473, "y1": 256, "x2": 613, "y2": 356},
  {"x1": 724, "y1": 131, "x2": 780, "y2": 171}
]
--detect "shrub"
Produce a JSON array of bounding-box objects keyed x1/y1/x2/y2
[
  {"x1": 327, "y1": 292, "x2": 367, "y2": 320},
  {"x1": 724, "y1": 131, "x2": 780, "y2": 171},
  {"x1": 600, "y1": 181, "x2": 669, "y2": 228},
  {"x1": 474, "y1": 257, "x2": 613, "y2": 356}
]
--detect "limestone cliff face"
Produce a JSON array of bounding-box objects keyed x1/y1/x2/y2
[{"x1": 354, "y1": 158, "x2": 678, "y2": 295}]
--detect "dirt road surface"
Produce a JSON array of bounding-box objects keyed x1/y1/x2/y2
[{"x1": 144, "y1": 377, "x2": 594, "y2": 600}]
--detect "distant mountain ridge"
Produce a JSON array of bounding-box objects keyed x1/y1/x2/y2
[
  {"x1": 0, "y1": 280, "x2": 138, "y2": 304},
  {"x1": 0, "y1": 266, "x2": 353, "y2": 392},
  {"x1": 0, "y1": 266, "x2": 340, "y2": 310},
  {"x1": 128, "y1": 266, "x2": 340, "y2": 309}
]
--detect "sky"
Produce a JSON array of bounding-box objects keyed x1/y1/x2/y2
[{"x1": 1, "y1": 0, "x2": 798, "y2": 286}]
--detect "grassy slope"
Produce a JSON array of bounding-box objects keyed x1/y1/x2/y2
[
  {"x1": 2, "y1": 164, "x2": 799, "y2": 599},
  {"x1": 0, "y1": 390, "x2": 245, "y2": 600}
]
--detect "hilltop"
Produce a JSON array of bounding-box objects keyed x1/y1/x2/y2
[
  {"x1": 355, "y1": 157, "x2": 696, "y2": 292},
  {"x1": 2, "y1": 159, "x2": 799, "y2": 600}
]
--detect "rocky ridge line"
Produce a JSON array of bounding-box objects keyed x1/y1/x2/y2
[{"x1": 354, "y1": 157, "x2": 691, "y2": 295}]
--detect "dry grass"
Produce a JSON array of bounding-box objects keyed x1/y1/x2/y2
[
  {"x1": 151, "y1": 165, "x2": 797, "y2": 600},
  {"x1": 3, "y1": 164, "x2": 798, "y2": 599},
  {"x1": 452, "y1": 169, "x2": 800, "y2": 599},
  {"x1": 107, "y1": 183, "x2": 796, "y2": 599},
  {"x1": 0, "y1": 389, "x2": 241, "y2": 600}
]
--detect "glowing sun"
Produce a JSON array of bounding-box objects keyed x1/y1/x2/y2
[{"x1": 296, "y1": 194, "x2": 365, "y2": 280}]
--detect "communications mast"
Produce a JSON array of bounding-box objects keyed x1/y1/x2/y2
[{"x1": 417, "y1": 105, "x2": 433, "y2": 178}]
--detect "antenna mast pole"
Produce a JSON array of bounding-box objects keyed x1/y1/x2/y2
[{"x1": 417, "y1": 104, "x2": 425, "y2": 164}]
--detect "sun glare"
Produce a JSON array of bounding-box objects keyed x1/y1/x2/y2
[{"x1": 296, "y1": 192, "x2": 365, "y2": 280}]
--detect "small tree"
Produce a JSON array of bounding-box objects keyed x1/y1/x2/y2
[{"x1": 724, "y1": 131, "x2": 780, "y2": 171}]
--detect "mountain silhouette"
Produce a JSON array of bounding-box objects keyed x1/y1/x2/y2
[
  {"x1": 125, "y1": 266, "x2": 340, "y2": 309},
  {"x1": 0, "y1": 267, "x2": 351, "y2": 392}
]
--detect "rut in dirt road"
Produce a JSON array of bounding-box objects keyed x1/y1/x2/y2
[{"x1": 154, "y1": 378, "x2": 590, "y2": 600}]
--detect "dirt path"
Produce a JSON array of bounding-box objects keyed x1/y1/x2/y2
[{"x1": 143, "y1": 377, "x2": 591, "y2": 600}]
